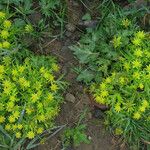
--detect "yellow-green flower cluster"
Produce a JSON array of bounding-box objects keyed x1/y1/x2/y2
[
  {"x1": 0, "y1": 11, "x2": 12, "y2": 49},
  {"x1": 0, "y1": 55, "x2": 63, "y2": 139},
  {"x1": 91, "y1": 30, "x2": 150, "y2": 141},
  {"x1": 0, "y1": 11, "x2": 34, "y2": 54}
]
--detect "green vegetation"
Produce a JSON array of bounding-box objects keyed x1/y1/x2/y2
[
  {"x1": 71, "y1": 1, "x2": 150, "y2": 148},
  {"x1": 0, "y1": 1, "x2": 67, "y2": 149},
  {"x1": 62, "y1": 110, "x2": 90, "y2": 149},
  {"x1": 91, "y1": 30, "x2": 150, "y2": 147},
  {"x1": 0, "y1": 0, "x2": 150, "y2": 149}
]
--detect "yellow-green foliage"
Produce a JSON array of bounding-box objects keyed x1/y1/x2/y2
[
  {"x1": 91, "y1": 31, "x2": 150, "y2": 145},
  {"x1": 0, "y1": 10, "x2": 33, "y2": 54},
  {"x1": 0, "y1": 55, "x2": 63, "y2": 139},
  {"x1": 0, "y1": 11, "x2": 12, "y2": 49}
]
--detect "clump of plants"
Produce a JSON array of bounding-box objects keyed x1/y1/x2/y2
[
  {"x1": 71, "y1": 0, "x2": 149, "y2": 84},
  {"x1": 91, "y1": 30, "x2": 150, "y2": 147},
  {"x1": 0, "y1": 53, "x2": 66, "y2": 149},
  {"x1": 0, "y1": 10, "x2": 33, "y2": 56},
  {"x1": 0, "y1": 11, "x2": 15, "y2": 53},
  {"x1": 71, "y1": 1, "x2": 150, "y2": 148}
]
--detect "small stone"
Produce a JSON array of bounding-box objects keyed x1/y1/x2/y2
[
  {"x1": 93, "y1": 108, "x2": 104, "y2": 119},
  {"x1": 88, "y1": 112, "x2": 92, "y2": 119},
  {"x1": 65, "y1": 31, "x2": 72, "y2": 37},
  {"x1": 65, "y1": 93, "x2": 76, "y2": 103},
  {"x1": 66, "y1": 23, "x2": 76, "y2": 32}
]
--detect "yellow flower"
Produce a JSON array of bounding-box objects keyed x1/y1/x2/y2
[
  {"x1": 0, "y1": 43, "x2": 2, "y2": 48},
  {"x1": 13, "y1": 111, "x2": 20, "y2": 119},
  {"x1": 0, "y1": 74, "x2": 4, "y2": 80},
  {"x1": 47, "y1": 93, "x2": 54, "y2": 101},
  {"x1": 35, "y1": 81, "x2": 42, "y2": 90},
  {"x1": 139, "y1": 106, "x2": 146, "y2": 112},
  {"x1": 142, "y1": 100, "x2": 149, "y2": 108},
  {"x1": 50, "y1": 84, "x2": 58, "y2": 92},
  {"x1": 3, "y1": 56, "x2": 11, "y2": 64},
  {"x1": 112, "y1": 72, "x2": 116, "y2": 77},
  {"x1": 95, "y1": 96, "x2": 105, "y2": 104},
  {"x1": 26, "y1": 108, "x2": 32, "y2": 115},
  {"x1": 40, "y1": 67, "x2": 45, "y2": 73},
  {"x1": 3, "y1": 20, "x2": 12, "y2": 28},
  {"x1": 6, "y1": 102, "x2": 14, "y2": 111},
  {"x1": 101, "y1": 90, "x2": 108, "y2": 97},
  {"x1": 0, "y1": 116, "x2": 5, "y2": 123},
  {"x1": 0, "y1": 103, "x2": 4, "y2": 111},
  {"x1": 132, "y1": 38, "x2": 141, "y2": 46},
  {"x1": 19, "y1": 77, "x2": 30, "y2": 88},
  {"x1": 119, "y1": 77, "x2": 125, "y2": 85},
  {"x1": 16, "y1": 132, "x2": 21, "y2": 138},
  {"x1": 132, "y1": 60, "x2": 141, "y2": 68},
  {"x1": 5, "y1": 124, "x2": 11, "y2": 131},
  {"x1": 105, "y1": 77, "x2": 111, "y2": 84},
  {"x1": 100, "y1": 82, "x2": 106, "y2": 90},
  {"x1": 114, "y1": 103, "x2": 121, "y2": 112},
  {"x1": 12, "y1": 69, "x2": 18, "y2": 76},
  {"x1": 31, "y1": 93, "x2": 39, "y2": 102},
  {"x1": 18, "y1": 124, "x2": 23, "y2": 130},
  {"x1": 0, "y1": 65, "x2": 5, "y2": 74},
  {"x1": 27, "y1": 131, "x2": 35, "y2": 139},
  {"x1": 123, "y1": 62, "x2": 130, "y2": 71},
  {"x1": 43, "y1": 72, "x2": 49, "y2": 79},
  {"x1": 144, "y1": 50, "x2": 150, "y2": 58},
  {"x1": 9, "y1": 95, "x2": 16, "y2": 101},
  {"x1": 146, "y1": 65, "x2": 150, "y2": 72},
  {"x1": 37, "y1": 115, "x2": 46, "y2": 122},
  {"x1": 12, "y1": 124, "x2": 18, "y2": 131},
  {"x1": 113, "y1": 36, "x2": 122, "y2": 48},
  {"x1": 139, "y1": 83, "x2": 144, "y2": 90},
  {"x1": 18, "y1": 66, "x2": 25, "y2": 73},
  {"x1": 2, "y1": 41, "x2": 10, "y2": 48},
  {"x1": 136, "y1": 31, "x2": 145, "y2": 39},
  {"x1": 37, "y1": 127, "x2": 44, "y2": 134},
  {"x1": 122, "y1": 18, "x2": 131, "y2": 28},
  {"x1": 115, "y1": 128, "x2": 123, "y2": 135},
  {"x1": 52, "y1": 63, "x2": 59, "y2": 72},
  {"x1": 3, "y1": 87, "x2": 12, "y2": 95},
  {"x1": 8, "y1": 115, "x2": 16, "y2": 123},
  {"x1": 3, "y1": 80, "x2": 12, "y2": 88},
  {"x1": 1, "y1": 30, "x2": 9, "y2": 39},
  {"x1": 37, "y1": 103, "x2": 43, "y2": 109},
  {"x1": 134, "y1": 49, "x2": 142, "y2": 57},
  {"x1": 0, "y1": 12, "x2": 6, "y2": 19},
  {"x1": 24, "y1": 80, "x2": 30, "y2": 88},
  {"x1": 48, "y1": 74, "x2": 54, "y2": 82},
  {"x1": 132, "y1": 72, "x2": 140, "y2": 79},
  {"x1": 25, "y1": 24, "x2": 33, "y2": 32},
  {"x1": 133, "y1": 112, "x2": 141, "y2": 120}
]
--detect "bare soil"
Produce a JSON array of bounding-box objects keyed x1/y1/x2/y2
[{"x1": 35, "y1": 32, "x2": 127, "y2": 150}]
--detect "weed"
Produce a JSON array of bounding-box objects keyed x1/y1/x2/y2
[{"x1": 62, "y1": 109, "x2": 90, "y2": 149}]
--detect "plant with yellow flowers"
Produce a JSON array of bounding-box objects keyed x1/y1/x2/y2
[
  {"x1": 0, "y1": 10, "x2": 35, "y2": 56},
  {"x1": 0, "y1": 52, "x2": 66, "y2": 149},
  {"x1": 91, "y1": 30, "x2": 150, "y2": 148}
]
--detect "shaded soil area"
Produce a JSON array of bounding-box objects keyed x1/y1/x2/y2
[{"x1": 36, "y1": 32, "x2": 127, "y2": 150}]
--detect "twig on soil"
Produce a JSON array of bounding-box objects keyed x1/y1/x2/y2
[
  {"x1": 43, "y1": 37, "x2": 57, "y2": 48},
  {"x1": 142, "y1": 139, "x2": 150, "y2": 145},
  {"x1": 79, "y1": 0, "x2": 92, "y2": 12}
]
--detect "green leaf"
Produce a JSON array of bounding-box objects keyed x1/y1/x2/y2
[
  {"x1": 77, "y1": 70, "x2": 94, "y2": 83},
  {"x1": 82, "y1": 13, "x2": 91, "y2": 21}
]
